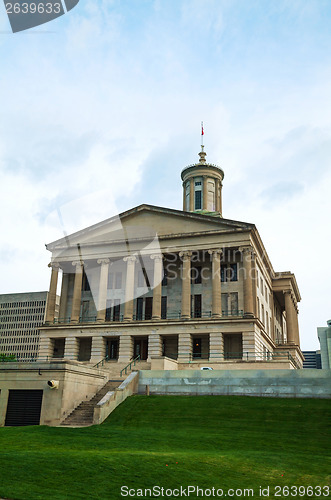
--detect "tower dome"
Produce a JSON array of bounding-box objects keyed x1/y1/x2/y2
[{"x1": 181, "y1": 145, "x2": 224, "y2": 217}]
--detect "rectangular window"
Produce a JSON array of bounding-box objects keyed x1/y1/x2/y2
[
  {"x1": 136, "y1": 297, "x2": 143, "y2": 321},
  {"x1": 161, "y1": 296, "x2": 167, "y2": 319},
  {"x1": 221, "y1": 264, "x2": 226, "y2": 282},
  {"x1": 193, "y1": 294, "x2": 202, "y2": 318},
  {"x1": 81, "y1": 301, "x2": 89, "y2": 321},
  {"x1": 105, "y1": 300, "x2": 112, "y2": 321},
  {"x1": 115, "y1": 272, "x2": 122, "y2": 289},
  {"x1": 230, "y1": 292, "x2": 238, "y2": 315},
  {"x1": 221, "y1": 293, "x2": 228, "y2": 315},
  {"x1": 145, "y1": 297, "x2": 153, "y2": 320},
  {"x1": 113, "y1": 299, "x2": 120, "y2": 321},
  {"x1": 191, "y1": 266, "x2": 202, "y2": 284},
  {"x1": 138, "y1": 270, "x2": 145, "y2": 288},
  {"x1": 195, "y1": 190, "x2": 202, "y2": 210},
  {"x1": 82, "y1": 272, "x2": 90, "y2": 292},
  {"x1": 107, "y1": 272, "x2": 113, "y2": 290},
  {"x1": 229, "y1": 263, "x2": 238, "y2": 281},
  {"x1": 161, "y1": 267, "x2": 168, "y2": 286}
]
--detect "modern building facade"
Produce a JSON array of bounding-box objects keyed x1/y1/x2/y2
[
  {"x1": 317, "y1": 320, "x2": 331, "y2": 369},
  {"x1": 39, "y1": 147, "x2": 304, "y2": 369},
  {"x1": 0, "y1": 292, "x2": 58, "y2": 361}
]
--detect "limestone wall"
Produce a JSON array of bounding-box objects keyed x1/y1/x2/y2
[
  {"x1": 138, "y1": 369, "x2": 331, "y2": 398},
  {"x1": 0, "y1": 361, "x2": 108, "y2": 426}
]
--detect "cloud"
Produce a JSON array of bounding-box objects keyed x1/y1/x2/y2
[{"x1": 0, "y1": 0, "x2": 330, "y2": 349}]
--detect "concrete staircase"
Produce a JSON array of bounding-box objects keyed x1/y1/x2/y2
[{"x1": 61, "y1": 379, "x2": 123, "y2": 427}]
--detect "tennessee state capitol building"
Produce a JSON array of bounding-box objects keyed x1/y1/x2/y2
[{"x1": 39, "y1": 142, "x2": 304, "y2": 370}]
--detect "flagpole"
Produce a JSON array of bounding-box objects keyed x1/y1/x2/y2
[{"x1": 201, "y1": 121, "x2": 204, "y2": 149}]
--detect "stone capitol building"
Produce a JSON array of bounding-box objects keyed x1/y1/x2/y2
[{"x1": 39, "y1": 145, "x2": 303, "y2": 370}]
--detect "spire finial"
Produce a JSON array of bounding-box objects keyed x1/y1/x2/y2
[{"x1": 199, "y1": 121, "x2": 207, "y2": 163}]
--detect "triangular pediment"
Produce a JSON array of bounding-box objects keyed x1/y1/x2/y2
[{"x1": 47, "y1": 204, "x2": 254, "y2": 251}]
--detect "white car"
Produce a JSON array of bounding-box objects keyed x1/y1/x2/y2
[{"x1": 200, "y1": 366, "x2": 213, "y2": 370}]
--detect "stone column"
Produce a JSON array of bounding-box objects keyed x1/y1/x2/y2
[
  {"x1": 58, "y1": 273, "x2": 69, "y2": 323},
  {"x1": 64, "y1": 337, "x2": 79, "y2": 360},
  {"x1": 189, "y1": 178, "x2": 194, "y2": 211},
  {"x1": 294, "y1": 304, "x2": 300, "y2": 346},
  {"x1": 284, "y1": 291, "x2": 296, "y2": 345},
  {"x1": 203, "y1": 175, "x2": 208, "y2": 210},
  {"x1": 71, "y1": 261, "x2": 84, "y2": 324},
  {"x1": 90, "y1": 336, "x2": 106, "y2": 363},
  {"x1": 209, "y1": 250, "x2": 222, "y2": 318},
  {"x1": 180, "y1": 251, "x2": 192, "y2": 319},
  {"x1": 240, "y1": 247, "x2": 254, "y2": 318},
  {"x1": 148, "y1": 333, "x2": 163, "y2": 359},
  {"x1": 178, "y1": 333, "x2": 192, "y2": 363},
  {"x1": 118, "y1": 335, "x2": 133, "y2": 362},
  {"x1": 209, "y1": 332, "x2": 223, "y2": 362},
  {"x1": 219, "y1": 182, "x2": 223, "y2": 216},
  {"x1": 38, "y1": 336, "x2": 54, "y2": 361},
  {"x1": 215, "y1": 179, "x2": 221, "y2": 213},
  {"x1": 182, "y1": 182, "x2": 186, "y2": 211},
  {"x1": 96, "y1": 258, "x2": 110, "y2": 323},
  {"x1": 269, "y1": 292, "x2": 275, "y2": 341},
  {"x1": 45, "y1": 262, "x2": 60, "y2": 324},
  {"x1": 151, "y1": 254, "x2": 163, "y2": 320},
  {"x1": 123, "y1": 256, "x2": 137, "y2": 321},
  {"x1": 251, "y1": 251, "x2": 257, "y2": 317}
]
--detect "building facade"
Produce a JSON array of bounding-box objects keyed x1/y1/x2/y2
[
  {"x1": 0, "y1": 292, "x2": 58, "y2": 361},
  {"x1": 317, "y1": 320, "x2": 331, "y2": 369},
  {"x1": 39, "y1": 147, "x2": 304, "y2": 369}
]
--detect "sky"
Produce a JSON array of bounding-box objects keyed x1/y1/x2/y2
[{"x1": 0, "y1": 0, "x2": 330, "y2": 350}]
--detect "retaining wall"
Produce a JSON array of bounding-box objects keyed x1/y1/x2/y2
[{"x1": 138, "y1": 369, "x2": 331, "y2": 398}]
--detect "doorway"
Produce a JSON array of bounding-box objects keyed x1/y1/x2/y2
[
  {"x1": 133, "y1": 337, "x2": 148, "y2": 360},
  {"x1": 5, "y1": 390, "x2": 43, "y2": 426},
  {"x1": 106, "y1": 338, "x2": 119, "y2": 360}
]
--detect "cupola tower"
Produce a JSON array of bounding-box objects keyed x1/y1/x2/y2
[{"x1": 181, "y1": 128, "x2": 224, "y2": 216}]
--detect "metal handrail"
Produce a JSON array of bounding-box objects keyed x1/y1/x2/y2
[
  {"x1": 93, "y1": 355, "x2": 109, "y2": 369},
  {"x1": 120, "y1": 355, "x2": 141, "y2": 377},
  {"x1": 47, "y1": 310, "x2": 245, "y2": 326}
]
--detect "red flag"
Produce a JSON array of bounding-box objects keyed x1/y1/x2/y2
[{"x1": 201, "y1": 125, "x2": 204, "y2": 135}]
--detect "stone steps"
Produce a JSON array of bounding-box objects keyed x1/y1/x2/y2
[{"x1": 61, "y1": 379, "x2": 123, "y2": 427}]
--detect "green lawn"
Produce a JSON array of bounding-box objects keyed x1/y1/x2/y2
[{"x1": 0, "y1": 396, "x2": 330, "y2": 500}]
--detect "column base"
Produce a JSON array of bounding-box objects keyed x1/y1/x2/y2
[
  {"x1": 212, "y1": 313, "x2": 221, "y2": 319},
  {"x1": 243, "y1": 312, "x2": 254, "y2": 319},
  {"x1": 152, "y1": 315, "x2": 161, "y2": 321},
  {"x1": 181, "y1": 315, "x2": 190, "y2": 320}
]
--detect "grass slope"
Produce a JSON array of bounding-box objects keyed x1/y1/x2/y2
[{"x1": 0, "y1": 396, "x2": 330, "y2": 500}]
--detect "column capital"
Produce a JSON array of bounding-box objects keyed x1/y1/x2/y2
[
  {"x1": 239, "y1": 245, "x2": 253, "y2": 255},
  {"x1": 48, "y1": 262, "x2": 60, "y2": 270},
  {"x1": 150, "y1": 253, "x2": 163, "y2": 262},
  {"x1": 72, "y1": 260, "x2": 84, "y2": 268},
  {"x1": 97, "y1": 258, "x2": 110, "y2": 265},
  {"x1": 208, "y1": 249, "x2": 223, "y2": 259},
  {"x1": 123, "y1": 255, "x2": 137, "y2": 263},
  {"x1": 179, "y1": 250, "x2": 192, "y2": 259}
]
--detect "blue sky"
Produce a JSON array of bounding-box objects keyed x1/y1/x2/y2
[{"x1": 0, "y1": 0, "x2": 330, "y2": 349}]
